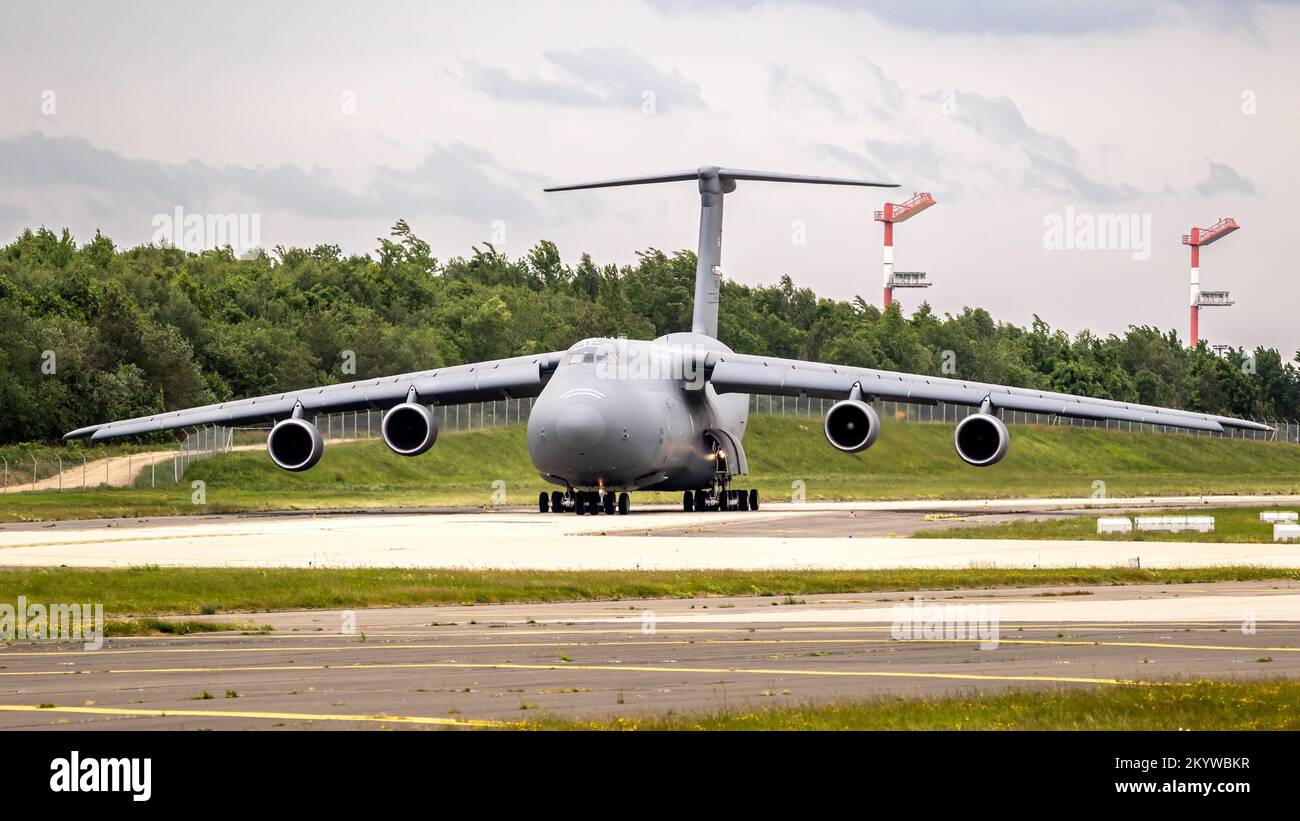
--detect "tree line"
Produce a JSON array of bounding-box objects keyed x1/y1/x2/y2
[{"x1": 0, "y1": 221, "x2": 1295, "y2": 445}]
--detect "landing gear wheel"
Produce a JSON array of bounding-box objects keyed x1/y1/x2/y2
[
  {"x1": 748, "y1": 488, "x2": 759, "y2": 511},
  {"x1": 587, "y1": 492, "x2": 601, "y2": 515},
  {"x1": 618, "y1": 492, "x2": 630, "y2": 515},
  {"x1": 717, "y1": 490, "x2": 729, "y2": 512},
  {"x1": 551, "y1": 491, "x2": 564, "y2": 513},
  {"x1": 682, "y1": 490, "x2": 694, "y2": 512},
  {"x1": 575, "y1": 494, "x2": 586, "y2": 515},
  {"x1": 737, "y1": 490, "x2": 749, "y2": 511},
  {"x1": 538, "y1": 491, "x2": 549, "y2": 513},
  {"x1": 694, "y1": 490, "x2": 707, "y2": 512},
  {"x1": 602, "y1": 493, "x2": 615, "y2": 516}
]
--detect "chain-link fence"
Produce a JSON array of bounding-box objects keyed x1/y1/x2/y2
[
  {"x1": 2, "y1": 393, "x2": 1294, "y2": 495},
  {"x1": 0, "y1": 428, "x2": 233, "y2": 494}
]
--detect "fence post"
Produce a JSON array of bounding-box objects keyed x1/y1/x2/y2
[
  {"x1": 32, "y1": 456, "x2": 37, "y2": 491},
  {"x1": 57, "y1": 456, "x2": 63, "y2": 492}
]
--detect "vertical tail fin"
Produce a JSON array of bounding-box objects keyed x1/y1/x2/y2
[{"x1": 544, "y1": 166, "x2": 897, "y2": 338}]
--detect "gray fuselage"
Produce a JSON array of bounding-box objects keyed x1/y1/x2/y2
[{"x1": 526, "y1": 333, "x2": 748, "y2": 492}]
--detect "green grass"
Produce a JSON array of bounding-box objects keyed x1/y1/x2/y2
[
  {"x1": 2, "y1": 565, "x2": 1297, "y2": 617},
  {"x1": 102, "y1": 617, "x2": 271, "y2": 637},
  {"x1": 1, "y1": 415, "x2": 1297, "y2": 523},
  {"x1": 914, "y1": 505, "x2": 1300, "y2": 543},
  {"x1": 516, "y1": 680, "x2": 1300, "y2": 730}
]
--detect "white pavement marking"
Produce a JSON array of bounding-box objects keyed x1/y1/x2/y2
[{"x1": 3, "y1": 499, "x2": 1300, "y2": 569}]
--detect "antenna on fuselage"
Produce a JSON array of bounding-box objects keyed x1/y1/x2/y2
[{"x1": 544, "y1": 166, "x2": 897, "y2": 339}]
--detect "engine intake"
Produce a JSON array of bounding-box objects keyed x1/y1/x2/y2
[
  {"x1": 954, "y1": 412, "x2": 1009, "y2": 467},
  {"x1": 267, "y1": 417, "x2": 324, "y2": 472},
  {"x1": 823, "y1": 399, "x2": 880, "y2": 453},
  {"x1": 382, "y1": 402, "x2": 438, "y2": 456}
]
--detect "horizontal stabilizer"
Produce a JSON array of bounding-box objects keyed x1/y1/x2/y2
[
  {"x1": 544, "y1": 165, "x2": 896, "y2": 192},
  {"x1": 717, "y1": 168, "x2": 897, "y2": 188},
  {"x1": 543, "y1": 170, "x2": 699, "y2": 192}
]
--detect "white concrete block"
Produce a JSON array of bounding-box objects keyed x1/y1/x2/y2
[
  {"x1": 1260, "y1": 511, "x2": 1298, "y2": 524},
  {"x1": 1274, "y1": 524, "x2": 1300, "y2": 542},
  {"x1": 1134, "y1": 516, "x2": 1214, "y2": 533},
  {"x1": 1097, "y1": 517, "x2": 1133, "y2": 534}
]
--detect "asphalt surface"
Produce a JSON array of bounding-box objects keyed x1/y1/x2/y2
[
  {"x1": 3, "y1": 496, "x2": 1300, "y2": 569},
  {"x1": 3, "y1": 580, "x2": 1299, "y2": 730}
]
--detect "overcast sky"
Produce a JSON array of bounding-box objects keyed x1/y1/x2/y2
[{"x1": 1, "y1": 0, "x2": 1296, "y2": 353}]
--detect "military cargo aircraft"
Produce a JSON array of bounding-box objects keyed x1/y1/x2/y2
[{"x1": 65, "y1": 166, "x2": 1271, "y2": 515}]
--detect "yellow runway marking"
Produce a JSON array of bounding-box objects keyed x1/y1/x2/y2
[
  {"x1": 0, "y1": 704, "x2": 500, "y2": 727},
  {"x1": 0, "y1": 532, "x2": 247, "y2": 550},
  {"x1": 4, "y1": 635, "x2": 1296, "y2": 662},
  {"x1": 0, "y1": 659, "x2": 1166, "y2": 686}
]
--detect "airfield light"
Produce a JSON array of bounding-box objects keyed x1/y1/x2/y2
[
  {"x1": 1181, "y1": 217, "x2": 1240, "y2": 347},
  {"x1": 873, "y1": 192, "x2": 936, "y2": 309}
]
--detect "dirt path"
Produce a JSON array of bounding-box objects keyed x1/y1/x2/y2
[
  {"x1": 1, "y1": 437, "x2": 369, "y2": 494},
  {"x1": 0, "y1": 445, "x2": 269, "y2": 494}
]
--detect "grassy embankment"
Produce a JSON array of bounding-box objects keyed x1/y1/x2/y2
[
  {"x1": 1, "y1": 415, "x2": 1297, "y2": 523},
  {"x1": 518, "y1": 680, "x2": 1300, "y2": 730}
]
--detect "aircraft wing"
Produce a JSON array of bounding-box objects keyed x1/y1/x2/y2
[
  {"x1": 707, "y1": 352, "x2": 1272, "y2": 434},
  {"x1": 64, "y1": 351, "x2": 565, "y2": 442}
]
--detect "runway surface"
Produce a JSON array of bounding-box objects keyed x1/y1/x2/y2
[
  {"x1": 3, "y1": 580, "x2": 1298, "y2": 729},
  {"x1": 2, "y1": 495, "x2": 1299, "y2": 569}
]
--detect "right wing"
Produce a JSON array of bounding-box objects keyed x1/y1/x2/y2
[
  {"x1": 64, "y1": 351, "x2": 564, "y2": 442},
  {"x1": 707, "y1": 351, "x2": 1271, "y2": 434}
]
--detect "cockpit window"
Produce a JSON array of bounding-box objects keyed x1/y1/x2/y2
[{"x1": 567, "y1": 352, "x2": 612, "y2": 365}]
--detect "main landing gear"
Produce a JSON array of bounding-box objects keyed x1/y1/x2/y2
[
  {"x1": 683, "y1": 486, "x2": 759, "y2": 512},
  {"x1": 540, "y1": 489, "x2": 631, "y2": 515}
]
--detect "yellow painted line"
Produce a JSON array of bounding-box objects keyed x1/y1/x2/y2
[
  {"x1": 0, "y1": 531, "x2": 251, "y2": 550},
  {"x1": 0, "y1": 659, "x2": 1166, "y2": 686},
  {"x1": 4, "y1": 634, "x2": 1297, "y2": 662},
  {"x1": 0, "y1": 704, "x2": 499, "y2": 727}
]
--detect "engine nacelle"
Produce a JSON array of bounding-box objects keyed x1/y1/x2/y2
[
  {"x1": 954, "y1": 412, "x2": 1009, "y2": 467},
  {"x1": 266, "y1": 417, "x2": 324, "y2": 472},
  {"x1": 823, "y1": 399, "x2": 880, "y2": 453},
  {"x1": 382, "y1": 402, "x2": 438, "y2": 456}
]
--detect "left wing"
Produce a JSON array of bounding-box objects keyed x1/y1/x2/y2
[
  {"x1": 65, "y1": 351, "x2": 564, "y2": 441},
  {"x1": 707, "y1": 351, "x2": 1270, "y2": 434}
]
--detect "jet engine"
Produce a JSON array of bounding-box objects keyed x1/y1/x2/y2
[
  {"x1": 382, "y1": 402, "x2": 438, "y2": 456},
  {"x1": 266, "y1": 417, "x2": 325, "y2": 472},
  {"x1": 954, "y1": 412, "x2": 1009, "y2": 467},
  {"x1": 823, "y1": 399, "x2": 880, "y2": 453}
]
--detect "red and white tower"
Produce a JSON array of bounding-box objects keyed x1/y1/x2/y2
[
  {"x1": 874, "y1": 192, "x2": 936, "y2": 309},
  {"x1": 1181, "y1": 217, "x2": 1239, "y2": 347}
]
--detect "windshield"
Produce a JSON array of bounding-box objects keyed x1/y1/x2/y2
[{"x1": 567, "y1": 351, "x2": 612, "y2": 365}]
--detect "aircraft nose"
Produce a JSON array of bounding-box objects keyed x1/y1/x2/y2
[{"x1": 556, "y1": 403, "x2": 606, "y2": 449}]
